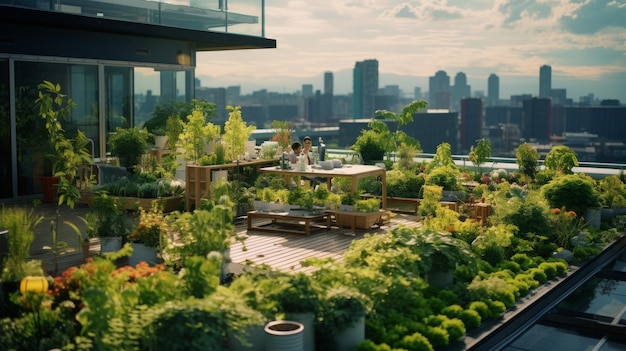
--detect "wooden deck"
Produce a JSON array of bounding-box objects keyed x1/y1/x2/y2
[{"x1": 16, "y1": 202, "x2": 421, "y2": 275}]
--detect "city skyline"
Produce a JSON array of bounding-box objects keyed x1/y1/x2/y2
[{"x1": 196, "y1": 0, "x2": 626, "y2": 102}]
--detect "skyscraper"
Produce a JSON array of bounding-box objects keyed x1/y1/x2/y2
[
  {"x1": 487, "y1": 73, "x2": 499, "y2": 107},
  {"x1": 353, "y1": 59, "x2": 379, "y2": 119},
  {"x1": 428, "y1": 70, "x2": 450, "y2": 109},
  {"x1": 460, "y1": 98, "x2": 483, "y2": 150},
  {"x1": 451, "y1": 72, "x2": 471, "y2": 111},
  {"x1": 302, "y1": 84, "x2": 314, "y2": 98},
  {"x1": 539, "y1": 65, "x2": 552, "y2": 99},
  {"x1": 322, "y1": 71, "x2": 334, "y2": 120}
]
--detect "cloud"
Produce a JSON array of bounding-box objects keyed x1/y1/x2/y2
[{"x1": 559, "y1": 0, "x2": 626, "y2": 34}]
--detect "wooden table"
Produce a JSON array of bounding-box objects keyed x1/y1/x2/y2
[
  {"x1": 247, "y1": 210, "x2": 331, "y2": 236},
  {"x1": 259, "y1": 164, "x2": 387, "y2": 209}
]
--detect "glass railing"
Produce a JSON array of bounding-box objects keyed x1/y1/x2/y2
[{"x1": 4, "y1": 0, "x2": 265, "y2": 37}]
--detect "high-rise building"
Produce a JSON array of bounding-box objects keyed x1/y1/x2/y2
[
  {"x1": 324, "y1": 71, "x2": 333, "y2": 96},
  {"x1": 353, "y1": 59, "x2": 379, "y2": 119},
  {"x1": 302, "y1": 84, "x2": 314, "y2": 98},
  {"x1": 451, "y1": 72, "x2": 471, "y2": 111},
  {"x1": 322, "y1": 71, "x2": 334, "y2": 120},
  {"x1": 460, "y1": 98, "x2": 483, "y2": 150},
  {"x1": 539, "y1": 65, "x2": 552, "y2": 98},
  {"x1": 487, "y1": 73, "x2": 499, "y2": 107},
  {"x1": 522, "y1": 97, "x2": 551, "y2": 142},
  {"x1": 428, "y1": 70, "x2": 450, "y2": 109},
  {"x1": 414, "y1": 87, "x2": 423, "y2": 100}
]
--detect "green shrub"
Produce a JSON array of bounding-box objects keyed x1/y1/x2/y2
[
  {"x1": 486, "y1": 299, "x2": 507, "y2": 317},
  {"x1": 510, "y1": 253, "x2": 536, "y2": 271},
  {"x1": 460, "y1": 309, "x2": 482, "y2": 329},
  {"x1": 440, "y1": 304, "x2": 464, "y2": 319},
  {"x1": 515, "y1": 273, "x2": 541, "y2": 290},
  {"x1": 527, "y1": 267, "x2": 548, "y2": 284},
  {"x1": 441, "y1": 318, "x2": 466, "y2": 341},
  {"x1": 468, "y1": 275, "x2": 516, "y2": 307},
  {"x1": 399, "y1": 332, "x2": 434, "y2": 351},
  {"x1": 538, "y1": 262, "x2": 558, "y2": 279},
  {"x1": 418, "y1": 326, "x2": 448, "y2": 348},
  {"x1": 541, "y1": 174, "x2": 600, "y2": 217},
  {"x1": 468, "y1": 301, "x2": 490, "y2": 319},
  {"x1": 496, "y1": 260, "x2": 522, "y2": 274}
]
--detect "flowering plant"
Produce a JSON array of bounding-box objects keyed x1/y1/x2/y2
[
  {"x1": 550, "y1": 207, "x2": 586, "y2": 249},
  {"x1": 271, "y1": 120, "x2": 292, "y2": 151},
  {"x1": 129, "y1": 203, "x2": 168, "y2": 248}
]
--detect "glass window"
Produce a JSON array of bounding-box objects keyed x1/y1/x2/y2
[{"x1": 0, "y1": 59, "x2": 10, "y2": 199}]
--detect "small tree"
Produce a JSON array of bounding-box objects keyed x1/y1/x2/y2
[
  {"x1": 178, "y1": 109, "x2": 221, "y2": 163},
  {"x1": 426, "y1": 142, "x2": 456, "y2": 173},
  {"x1": 468, "y1": 138, "x2": 492, "y2": 176},
  {"x1": 371, "y1": 99, "x2": 427, "y2": 161},
  {"x1": 544, "y1": 145, "x2": 578, "y2": 175},
  {"x1": 223, "y1": 105, "x2": 255, "y2": 161},
  {"x1": 515, "y1": 143, "x2": 539, "y2": 181}
]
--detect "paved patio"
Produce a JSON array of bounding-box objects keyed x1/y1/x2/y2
[{"x1": 7, "y1": 200, "x2": 421, "y2": 275}]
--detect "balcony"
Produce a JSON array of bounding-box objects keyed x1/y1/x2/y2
[{"x1": 1, "y1": 0, "x2": 265, "y2": 37}]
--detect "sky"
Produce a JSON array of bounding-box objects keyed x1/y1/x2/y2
[{"x1": 196, "y1": 0, "x2": 626, "y2": 103}]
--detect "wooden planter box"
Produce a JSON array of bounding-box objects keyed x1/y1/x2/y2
[
  {"x1": 334, "y1": 210, "x2": 389, "y2": 230},
  {"x1": 81, "y1": 193, "x2": 183, "y2": 213}
]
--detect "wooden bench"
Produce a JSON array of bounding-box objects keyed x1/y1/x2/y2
[
  {"x1": 360, "y1": 194, "x2": 420, "y2": 215},
  {"x1": 247, "y1": 210, "x2": 331, "y2": 236}
]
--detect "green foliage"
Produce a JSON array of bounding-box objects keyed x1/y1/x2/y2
[
  {"x1": 351, "y1": 129, "x2": 387, "y2": 164},
  {"x1": 223, "y1": 105, "x2": 255, "y2": 161},
  {"x1": 109, "y1": 127, "x2": 151, "y2": 168},
  {"x1": 468, "y1": 138, "x2": 492, "y2": 174},
  {"x1": 165, "y1": 114, "x2": 184, "y2": 150},
  {"x1": 0, "y1": 206, "x2": 42, "y2": 281},
  {"x1": 355, "y1": 198, "x2": 381, "y2": 213},
  {"x1": 544, "y1": 145, "x2": 578, "y2": 174},
  {"x1": 467, "y1": 275, "x2": 516, "y2": 308},
  {"x1": 426, "y1": 143, "x2": 456, "y2": 173},
  {"x1": 597, "y1": 175, "x2": 626, "y2": 207},
  {"x1": 178, "y1": 109, "x2": 221, "y2": 163},
  {"x1": 386, "y1": 170, "x2": 424, "y2": 198},
  {"x1": 541, "y1": 174, "x2": 600, "y2": 216},
  {"x1": 426, "y1": 165, "x2": 460, "y2": 191},
  {"x1": 515, "y1": 143, "x2": 539, "y2": 181}
]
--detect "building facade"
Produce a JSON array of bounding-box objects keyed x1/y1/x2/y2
[
  {"x1": 352, "y1": 59, "x2": 379, "y2": 119},
  {"x1": 0, "y1": 2, "x2": 275, "y2": 201}
]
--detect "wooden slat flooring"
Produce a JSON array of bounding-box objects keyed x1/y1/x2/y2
[{"x1": 11, "y1": 201, "x2": 422, "y2": 275}]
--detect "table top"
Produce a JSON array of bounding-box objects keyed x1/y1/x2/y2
[{"x1": 259, "y1": 164, "x2": 385, "y2": 177}]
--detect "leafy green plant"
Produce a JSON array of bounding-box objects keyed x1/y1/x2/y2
[
  {"x1": 515, "y1": 143, "x2": 539, "y2": 181},
  {"x1": 468, "y1": 138, "x2": 492, "y2": 175},
  {"x1": 355, "y1": 198, "x2": 380, "y2": 213},
  {"x1": 177, "y1": 109, "x2": 221, "y2": 164},
  {"x1": 85, "y1": 191, "x2": 128, "y2": 238},
  {"x1": 597, "y1": 175, "x2": 626, "y2": 207},
  {"x1": 544, "y1": 145, "x2": 578, "y2": 175},
  {"x1": 129, "y1": 203, "x2": 167, "y2": 248},
  {"x1": 0, "y1": 206, "x2": 42, "y2": 282},
  {"x1": 222, "y1": 105, "x2": 255, "y2": 161},
  {"x1": 541, "y1": 174, "x2": 600, "y2": 216},
  {"x1": 108, "y1": 127, "x2": 151, "y2": 168}
]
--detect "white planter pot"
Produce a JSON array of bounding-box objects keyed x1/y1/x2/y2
[
  {"x1": 99, "y1": 236, "x2": 123, "y2": 254},
  {"x1": 129, "y1": 243, "x2": 159, "y2": 266},
  {"x1": 339, "y1": 204, "x2": 354, "y2": 212},
  {"x1": 284, "y1": 312, "x2": 314, "y2": 351},
  {"x1": 333, "y1": 315, "x2": 365, "y2": 351},
  {"x1": 154, "y1": 136, "x2": 168, "y2": 149},
  {"x1": 264, "y1": 320, "x2": 303, "y2": 351}
]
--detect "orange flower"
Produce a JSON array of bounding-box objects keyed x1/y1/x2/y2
[{"x1": 552, "y1": 208, "x2": 561, "y2": 215}]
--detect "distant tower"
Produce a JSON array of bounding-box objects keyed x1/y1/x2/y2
[
  {"x1": 414, "y1": 87, "x2": 422, "y2": 100},
  {"x1": 522, "y1": 97, "x2": 551, "y2": 142},
  {"x1": 324, "y1": 71, "x2": 333, "y2": 96},
  {"x1": 353, "y1": 59, "x2": 379, "y2": 119},
  {"x1": 323, "y1": 71, "x2": 334, "y2": 120},
  {"x1": 487, "y1": 73, "x2": 499, "y2": 106},
  {"x1": 539, "y1": 65, "x2": 551, "y2": 98},
  {"x1": 460, "y1": 98, "x2": 483, "y2": 150},
  {"x1": 302, "y1": 84, "x2": 313, "y2": 98},
  {"x1": 451, "y1": 72, "x2": 471, "y2": 111},
  {"x1": 428, "y1": 70, "x2": 450, "y2": 109}
]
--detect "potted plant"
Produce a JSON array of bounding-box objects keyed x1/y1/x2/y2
[
  {"x1": 85, "y1": 191, "x2": 129, "y2": 253},
  {"x1": 223, "y1": 105, "x2": 256, "y2": 161},
  {"x1": 339, "y1": 192, "x2": 360, "y2": 212},
  {"x1": 318, "y1": 285, "x2": 368, "y2": 351},
  {"x1": 108, "y1": 126, "x2": 151, "y2": 170},
  {"x1": 128, "y1": 203, "x2": 167, "y2": 266},
  {"x1": 37, "y1": 81, "x2": 92, "y2": 203}
]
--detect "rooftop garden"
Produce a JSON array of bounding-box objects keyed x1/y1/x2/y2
[{"x1": 1, "y1": 99, "x2": 625, "y2": 350}]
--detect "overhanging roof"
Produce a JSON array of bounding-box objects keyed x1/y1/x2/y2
[{"x1": 0, "y1": 5, "x2": 276, "y2": 52}]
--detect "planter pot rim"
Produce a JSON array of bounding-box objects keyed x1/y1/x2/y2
[{"x1": 264, "y1": 320, "x2": 304, "y2": 335}]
